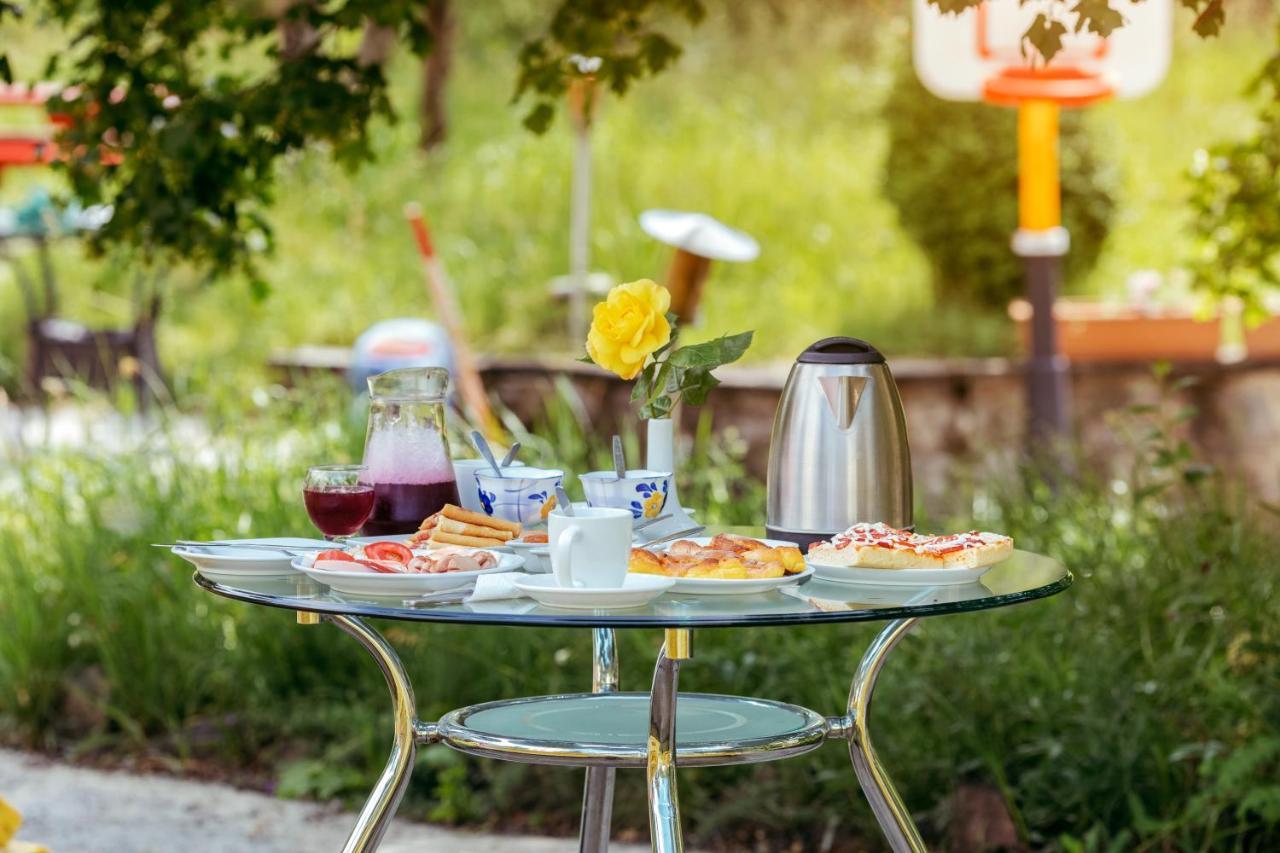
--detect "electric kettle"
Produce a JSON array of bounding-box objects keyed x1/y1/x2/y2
[{"x1": 765, "y1": 337, "x2": 913, "y2": 547}]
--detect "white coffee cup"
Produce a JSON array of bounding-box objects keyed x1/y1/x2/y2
[{"x1": 549, "y1": 506, "x2": 633, "y2": 589}]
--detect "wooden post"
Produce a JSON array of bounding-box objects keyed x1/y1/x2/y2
[
  {"x1": 566, "y1": 76, "x2": 598, "y2": 347},
  {"x1": 664, "y1": 249, "x2": 712, "y2": 325}
]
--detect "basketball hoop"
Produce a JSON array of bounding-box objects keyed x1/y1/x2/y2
[
  {"x1": 913, "y1": 0, "x2": 1172, "y2": 106},
  {"x1": 910, "y1": 0, "x2": 1173, "y2": 440}
]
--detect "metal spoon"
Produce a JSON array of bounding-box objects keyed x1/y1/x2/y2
[
  {"x1": 555, "y1": 484, "x2": 575, "y2": 516},
  {"x1": 403, "y1": 585, "x2": 475, "y2": 608},
  {"x1": 156, "y1": 540, "x2": 330, "y2": 553},
  {"x1": 500, "y1": 442, "x2": 522, "y2": 468},
  {"x1": 471, "y1": 430, "x2": 504, "y2": 477},
  {"x1": 637, "y1": 525, "x2": 705, "y2": 548},
  {"x1": 611, "y1": 435, "x2": 626, "y2": 480},
  {"x1": 633, "y1": 513, "x2": 671, "y2": 533}
]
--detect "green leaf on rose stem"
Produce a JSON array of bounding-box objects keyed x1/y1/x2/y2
[
  {"x1": 653, "y1": 359, "x2": 675, "y2": 397},
  {"x1": 577, "y1": 354, "x2": 595, "y2": 365},
  {"x1": 631, "y1": 362, "x2": 655, "y2": 404},
  {"x1": 666, "y1": 331, "x2": 754, "y2": 370},
  {"x1": 640, "y1": 394, "x2": 673, "y2": 420},
  {"x1": 678, "y1": 369, "x2": 720, "y2": 407}
]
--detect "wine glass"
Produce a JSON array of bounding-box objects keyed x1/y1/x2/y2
[{"x1": 303, "y1": 465, "x2": 375, "y2": 542}]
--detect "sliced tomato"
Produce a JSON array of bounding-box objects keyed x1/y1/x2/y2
[
  {"x1": 356, "y1": 558, "x2": 404, "y2": 574},
  {"x1": 364, "y1": 541, "x2": 413, "y2": 564},
  {"x1": 315, "y1": 549, "x2": 356, "y2": 562}
]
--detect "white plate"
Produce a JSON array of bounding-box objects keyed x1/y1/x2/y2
[
  {"x1": 293, "y1": 552, "x2": 524, "y2": 596},
  {"x1": 646, "y1": 536, "x2": 812, "y2": 595},
  {"x1": 806, "y1": 560, "x2": 994, "y2": 587},
  {"x1": 173, "y1": 538, "x2": 331, "y2": 580},
  {"x1": 504, "y1": 539, "x2": 551, "y2": 573},
  {"x1": 513, "y1": 574, "x2": 674, "y2": 610}
]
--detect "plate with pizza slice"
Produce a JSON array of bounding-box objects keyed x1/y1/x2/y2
[
  {"x1": 629, "y1": 533, "x2": 812, "y2": 595},
  {"x1": 805, "y1": 523, "x2": 1014, "y2": 587}
]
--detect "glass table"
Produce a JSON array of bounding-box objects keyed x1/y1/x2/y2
[{"x1": 193, "y1": 539, "x2": 1070, "y2": 853}]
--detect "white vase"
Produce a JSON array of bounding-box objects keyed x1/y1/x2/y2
[{"x1": 645, "y1": 417, "x2": 697, "y2": 535}]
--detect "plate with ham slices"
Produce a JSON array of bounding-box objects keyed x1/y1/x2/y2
[
  {"x1": 805, "y1": 523, "x2": 1014, "y2": 587},
  {"x1": 292, "y1": 542, "x2": 523, "y2": 596}
]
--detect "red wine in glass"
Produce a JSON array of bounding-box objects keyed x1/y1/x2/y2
[
  {"x1": 305, "y1": 486, "x2": 376, "y2": 538},
  {"x1": 361, "y1": 479, "x2": 460, "y2": 536},
  {"x1": 303, "y1": 465, "x2": 374, "y2": 541}
]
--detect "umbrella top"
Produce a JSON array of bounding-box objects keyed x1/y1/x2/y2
[{"x1": 639, "y1": 209, "x2": 759, "y2": 263}]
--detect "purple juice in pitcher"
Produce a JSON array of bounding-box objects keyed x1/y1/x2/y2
[
  {"x1": 360, "y1": 425, "x2": 459, "y2": 536},
  {"x1": 363, "y1": 481, "x2": 460, "y2": 536}
]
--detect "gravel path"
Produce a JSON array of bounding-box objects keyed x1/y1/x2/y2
[{"x1": 0, "y1": 749, "x2": 649, "y2": 852}]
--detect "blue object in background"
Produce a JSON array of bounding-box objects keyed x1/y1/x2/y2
[{"x1": 348, "y1": 319, "x2": 455, "y2": 393}]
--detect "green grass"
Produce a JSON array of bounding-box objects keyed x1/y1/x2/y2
[{"x1": 0, "y1": 4, "x2": 1274, "y2": 394}]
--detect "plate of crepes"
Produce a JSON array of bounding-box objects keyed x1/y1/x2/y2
[
  {"x1": 629, "y1": 534, "x2": 811, "y2": 595},
  {"x1": 407, "y1": 504, "x2": 522, "y2": 550},
  {"x1": 805, "y1": 523, "x2": 1014, "y2": 586},
  {"x1": 294, "y1": 539, "x2": 522, "y2": 596}
]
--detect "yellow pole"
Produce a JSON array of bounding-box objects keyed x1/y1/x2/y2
[{"x1": 1017, "y1": 100, "x2": 1061, "y2": 230}]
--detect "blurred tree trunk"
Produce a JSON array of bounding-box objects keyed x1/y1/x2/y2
[
  {"x1": 420, "y1": 0, "x2": 454, "y2": 151},
  {"x1": 358, "y1": 21, "x2": 396, "y2": 67}
]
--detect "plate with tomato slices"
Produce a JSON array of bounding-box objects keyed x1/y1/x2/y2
[{"x1": 293, "y1": 542, "x2": 523, "y2": 596}]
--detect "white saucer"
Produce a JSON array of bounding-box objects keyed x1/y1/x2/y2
[
  {"x1": 173, "y1": 538, "x2": 331, "y2": 580},
  {"x1": 512, "y1": 574, "x2": 675, "y2": 610}
]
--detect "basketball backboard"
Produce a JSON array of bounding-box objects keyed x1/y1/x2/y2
[{"x1": 912, "y1": 0, "x2": 1173, "y2": 105}]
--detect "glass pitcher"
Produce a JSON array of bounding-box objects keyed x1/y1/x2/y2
[{"x1": 360, "y1": 367, "x2": 461, "y2": 536}]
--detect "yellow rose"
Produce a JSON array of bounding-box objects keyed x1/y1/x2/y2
[{"x1": 586, "y1": 280, "x2": 672, "y2": 380}]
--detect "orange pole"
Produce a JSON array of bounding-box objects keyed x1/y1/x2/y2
[{"x1": 1017, "y1": 100, "x2": 1061, "y2": 230}]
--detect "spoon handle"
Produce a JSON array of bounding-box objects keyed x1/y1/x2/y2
[
  {"x1": 500, "y1": 442, "x2": 522, "y2": 468},
  {"x1": 555, "y1": 484, "x2": 575, "y2": 517},
  {"x1": 472, "y1": 430, "x2": 504, "y2": 477},
  {"x1": 611, "y1": 435, "x2": 626, "y2": 479}
]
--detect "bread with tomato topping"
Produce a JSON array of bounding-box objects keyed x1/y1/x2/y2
[{"x1": 807, "y1": 523, "x2": 1012, "y2": 570}]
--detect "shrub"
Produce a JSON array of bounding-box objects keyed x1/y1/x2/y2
[{"x1": 881, "y1": 58, "x2": 1118, "y2": 308}]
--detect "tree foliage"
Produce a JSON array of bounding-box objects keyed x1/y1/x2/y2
[
  {"x1": 0, "y1": 0, "x2": 1261, "y2": 292},
  {"x1": 1187, "y1": 21, "x2": 1280, "y2": 324},
  {"x1": 513, "y1": 0, "x2": 705, "y2": 133},
  {"x1": 2, "y1": 0, "x2": 432, "y2": 289}
]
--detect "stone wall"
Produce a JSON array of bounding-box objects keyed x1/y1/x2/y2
[{"x1": 475, "y1": 355, "x2": 1280, "y2": 510}]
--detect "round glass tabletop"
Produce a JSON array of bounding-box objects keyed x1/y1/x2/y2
[{"x1": 191, "y1": 529, "x2": 1071, "y2": 628}]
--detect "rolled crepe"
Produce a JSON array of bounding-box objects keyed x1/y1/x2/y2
[
  {"x1": 441, "y1": 503, "x2": 521, "y2": 535},
  {"x1": 431, "y1": 530, "x2": 509, "y2": 549},
  {"x1": 438, "y1": 516, "x2": 515, "y2": 541}
]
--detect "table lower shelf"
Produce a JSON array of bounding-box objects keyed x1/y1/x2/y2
[{"x1": 435, "y1": 692, "x2": 832, "y2": 768}]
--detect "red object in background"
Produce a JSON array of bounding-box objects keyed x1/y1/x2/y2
[
  {"x1": 362, "y1": 480, "x2": 460, "y2": 537},
  {"x1": 304, "y1": 486, "x2": 376, "y2": 537}
]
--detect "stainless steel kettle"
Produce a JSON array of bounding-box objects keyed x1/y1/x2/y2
[{"x1": 765, "y1": 337, "x2": 912, "y2": 547}]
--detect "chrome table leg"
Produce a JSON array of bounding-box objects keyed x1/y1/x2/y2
[
  {"x1": 326, "y1": 615, "x2": 418, "y2": 853},
  {"x1": 648, "y1": 630, "x2": 689, "y2": 853},
  {"x1": 847, "y1": 618, "x2": 924, "y2": 853},
  {"x1": 580, "y1": 628, "x2": 620, "y2": 853}
]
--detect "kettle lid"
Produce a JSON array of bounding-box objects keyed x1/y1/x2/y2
[{"x1": 797, "y1": 336, "x2": 885, "y2": 365}]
